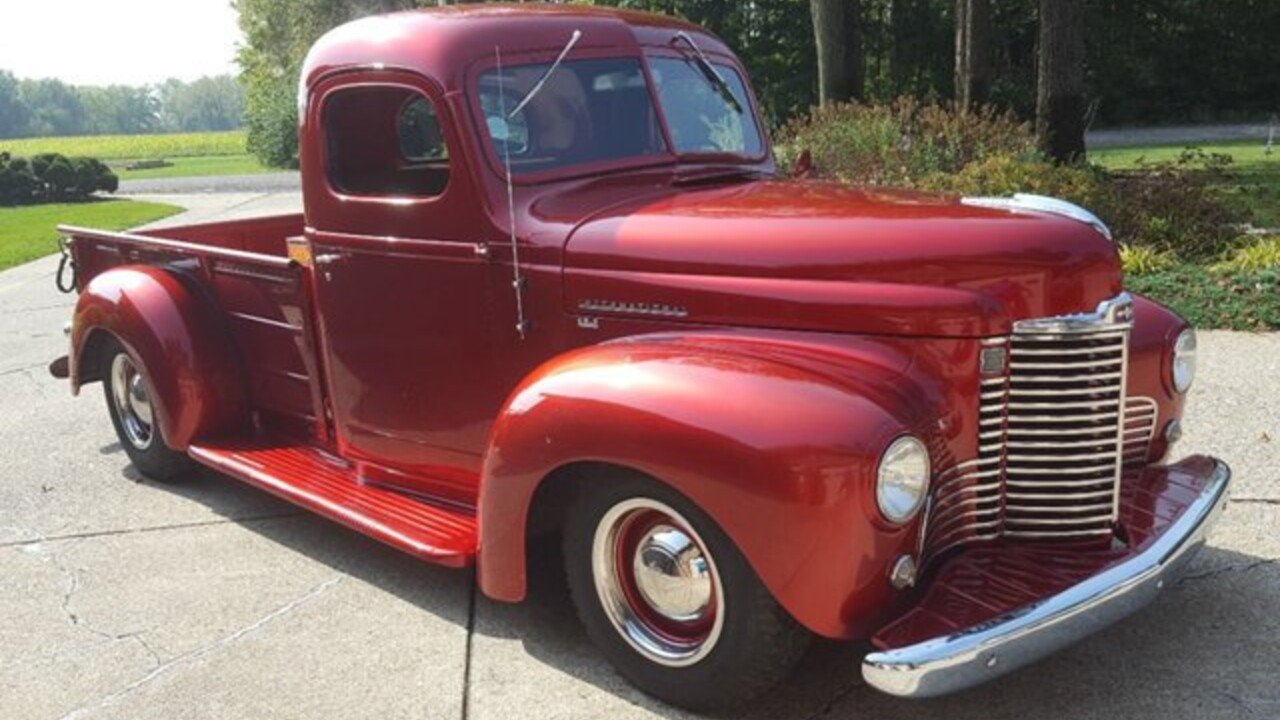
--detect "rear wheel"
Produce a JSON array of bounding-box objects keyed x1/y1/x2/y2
[
  {"x1": 102, "y1": 338, "x2": 194, "y2": 482},
  {"x1": 563, "y1": 472, "x2": 810, "y2": 711}
]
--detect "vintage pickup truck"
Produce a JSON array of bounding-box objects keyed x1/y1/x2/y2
[{"x1": 51, "y1": 4, "x2": 1229, "y2": 711}]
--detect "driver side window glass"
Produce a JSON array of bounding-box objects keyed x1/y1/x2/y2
[{"x1": 324, "y1": 86, "x2": 451, "y2": 197}]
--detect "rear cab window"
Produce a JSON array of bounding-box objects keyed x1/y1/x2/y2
[{"x1": 324, "y1": 86, "x2": 451, "y2": 197}]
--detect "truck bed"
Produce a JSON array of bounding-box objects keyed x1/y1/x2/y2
[
  {"x1": 63, "y1": 215, "x2": 484, "y2": 566},
  {"x1": 134, "y1": 213, "x2": 304, "y2": 258},
  {"x1": 62, "y1": 213, "x2": 327, "y2": 445}
]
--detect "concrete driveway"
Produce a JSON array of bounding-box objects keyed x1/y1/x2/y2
[{"x1": 1, "y1": 193, "x2": 1277, "y2": 719}]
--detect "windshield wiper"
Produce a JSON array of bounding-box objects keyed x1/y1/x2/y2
[
  {"x1": 508, "y1": 29, "x2": 582, "y2": 119},
  {"x1": 673, "y1": 31, "x2": 743, "y2": 115}
]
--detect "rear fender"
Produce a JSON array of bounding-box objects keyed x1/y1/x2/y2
[
  {"x1": 478, "y1": 333, "x2": 932, "y2": 639},
  {"x1": 70, "y1": 265, "x2": 248, "y2": 451}
]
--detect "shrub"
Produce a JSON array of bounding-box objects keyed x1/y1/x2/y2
[
  {"x1": 1106, "y1": 150, "x2": 1251, "y2": 261},
  {"x1": 779, "y1": 101, "x2": 1249, "y2": 264},
  {"x1": 1120, "y1": 245, "x2": 1178, "y2": 275},
  {"x1": 776, "y1": 97, "x2": 1035, "y2": 186},
  {"x1": 1214, "y1": 235, "x2": 1280, "y2": 272},
  {"x1": 0, "y1": 151, "x2": 117, "y2": 206},
  {"x1": 919, "y1": 152, "x2": 1117, "y2": 212}
]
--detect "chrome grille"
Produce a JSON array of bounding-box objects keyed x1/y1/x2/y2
[
  {"x1": 923, "y1": 293, "x2": 1139, "y2": 563},
  {"x1": 1001, "y1": 326, "x2": 1128, "y2": 539}
]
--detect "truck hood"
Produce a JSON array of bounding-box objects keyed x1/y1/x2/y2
[{"x1": 562, "y1": 180, "x2": 1123, "y2": 337}]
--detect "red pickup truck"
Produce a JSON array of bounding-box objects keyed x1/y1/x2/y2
[{"x1": 52, "y1": 4, "x2": 1229, "y2": 711}]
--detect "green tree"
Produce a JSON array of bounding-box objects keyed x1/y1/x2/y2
[
  {"x1": 235, "y1": 0, "x2": 421, "y2": 167},
  {"x1": 810, "y1": 0, "x2": 864, "y2": 104},
  {"x1": 80, "y1": 85, "x2": 161, "y2": 135},
  {"x1": 954, "y1": 0, "x2": 990, "y2": 109},
  {"x1": 1036, "y1": 0, "x2": 1086, "y2": 163},
  {"x1": 159, "y1": 76, "x2": 245, "y2": 132},
  {"x1": 0, "y1": 71, "x2": 31, "y2": 139},
  {"x1": 19, "y1": 78, "x2": 86, "y2": 136}
]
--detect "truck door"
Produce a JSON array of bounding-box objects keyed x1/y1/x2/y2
[{"x1": 302, "y1": 71, "x2": 506, "y2": 499}]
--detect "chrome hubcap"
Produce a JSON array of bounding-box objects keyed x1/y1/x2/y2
[
  {"x1": 110, "y1": 353, "x2": 154, "y2": 450},
  {"x1": 592, "y1": 498, "x2": 724, "y2": 667},
  {"x1": 632, "y1": 525, "x2": 713, "y2": 622}
]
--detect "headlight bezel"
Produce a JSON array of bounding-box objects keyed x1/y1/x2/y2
[
  {"x1": 1172, "y1": 328, "x2": 1197, "y2": 393},
  {"x1": 875, "y1": 435, "x2": 931, "y2": 525}
]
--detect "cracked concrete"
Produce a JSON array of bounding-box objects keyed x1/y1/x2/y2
[
  {"x1": 2, "y1": 191, "x2": 1277, "y2": 719},
  {"x1": 57, "y1": 575, "x2": 346, "y2": 720}
]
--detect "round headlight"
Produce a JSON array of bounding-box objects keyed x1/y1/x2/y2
[
  {"x1": 1172, "y1": 328, "x2": 1197, "y2": 393},
  {"x1": 876, "y1": 436, "x2": 930, "y2": 524}
]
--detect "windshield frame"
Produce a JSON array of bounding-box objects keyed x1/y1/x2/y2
[{"x1": 465, "y1": 44, "x2": 769, "y2": 186}]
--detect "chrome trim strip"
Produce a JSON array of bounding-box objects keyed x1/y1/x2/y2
[
  {"x1": 1014, "y1": 295, "x2": 1133, "y2": 332},
  {"x1": 578, "y1": 298, "x2": 689, "y2": 319},
  {"x1": 863, "y1": 459, "x2": 1231, "y2": 698},
  {"x1": 1002, "y1": 527, "x2": 1117, "y2": 538}
]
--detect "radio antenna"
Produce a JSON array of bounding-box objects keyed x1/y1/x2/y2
[{"x1": 494, "y1": 45, "x2": 528, "y2": 339}]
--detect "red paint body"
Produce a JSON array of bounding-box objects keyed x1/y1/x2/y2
[{"x1": 59, "y1": 5, "x2": 1200, "y2": 643}]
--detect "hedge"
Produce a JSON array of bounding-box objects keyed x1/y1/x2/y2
[{"x1": 0, "y1": 152, "x2": 118, "y2": 206}]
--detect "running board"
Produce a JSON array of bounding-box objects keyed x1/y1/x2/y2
[{"x1": 188, "y1": 439, "x2": 477, "y2": 567}]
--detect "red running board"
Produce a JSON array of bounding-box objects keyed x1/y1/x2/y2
[{"x1": 188, "y1": 439, "x2": 477, "y2": 567}]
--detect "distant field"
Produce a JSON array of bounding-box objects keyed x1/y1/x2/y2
[
  {"x1": 0, "y1": 131, "x2": 283, "y2": 180},
  {"x1": 1092, "y1": 139, "x2": 1280, "y2": 228},
  {"x1": 0, "y1": 130, "x2": 248, "y2": 160},
  {"x1": 0, "y1": 200, "x2": 182, "y2": 270}
]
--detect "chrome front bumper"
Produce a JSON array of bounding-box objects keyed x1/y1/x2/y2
[{"x1": 862, "y1": 458, "x2": 1231, "y2": 698}]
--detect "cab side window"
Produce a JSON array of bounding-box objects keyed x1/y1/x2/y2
[{"x1": 324, "y1": 86, "x2": 450, "y2": 197}]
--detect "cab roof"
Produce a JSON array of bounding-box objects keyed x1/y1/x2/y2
[{"x1": 302, "y1": 4, "x2": 733, "y2": 93}]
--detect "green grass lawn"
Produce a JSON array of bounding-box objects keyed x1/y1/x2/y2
[
  {"x1": 1092, "y1": 140, "x2": 1280, "y2": 228},
  {"x1": 0, "y1": 200, "x2": 182, "y2": 271},
  {"x1": 112, "y1": 154, "x2": 271, "y2": 179}
]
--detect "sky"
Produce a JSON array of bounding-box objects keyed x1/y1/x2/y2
[{"x1": 0, "y1": 0, "x2": 241, "y2": 86}]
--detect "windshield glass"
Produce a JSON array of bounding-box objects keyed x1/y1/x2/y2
[
  {"x1": 478, "y1": 58, "x2": 666, "y2": 175},
  {"x1": 647, "y1": 55, "x2": 762, "y2": 156}
]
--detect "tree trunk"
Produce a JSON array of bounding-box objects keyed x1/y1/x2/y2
[
  {"x1": 1036, "y1": 0, "x2": 1087, "y2": 163},
  {"x1": 954, "y1": 0, "x2": 991, "y2": 109},
  {"x1": 810, "y1": 0, "x2": 864, "y2": 104}
]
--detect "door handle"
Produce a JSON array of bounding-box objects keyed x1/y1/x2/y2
[{"x1": 314, "y1": 253, "x2": 347, "y2": 265}]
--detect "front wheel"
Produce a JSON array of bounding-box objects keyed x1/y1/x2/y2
[
  {"x1": 102, "y1": 338, "x2": 194, "y2": 482},
  {"x1": 563, "y1": 473, "x2": 810, "y2": 711}
]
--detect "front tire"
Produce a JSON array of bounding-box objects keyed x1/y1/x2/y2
[
  {"x1": 102, "y1": 337, "x2": 194, "y2": 482},
  {"x1": 563, "y1": 472, "x2": 810, "y2": 711}
]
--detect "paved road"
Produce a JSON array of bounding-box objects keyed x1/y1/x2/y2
[
  {"x1": 1087, "y1": 122, "x2": 1276, "y2": 149},
  {"x1": 118, "y1": 172, "x2": 301, "y2": 196},
  {"x1": 1, "y1": 193, "x2": 1277, "y2": 719}
]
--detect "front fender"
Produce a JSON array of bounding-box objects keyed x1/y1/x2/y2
[
  {"x1": 70, "y1": 265, "x2": 248, "y2": 451},
  {"x1": 478, "y1": 332, "x2": 931, "y2": 639}
]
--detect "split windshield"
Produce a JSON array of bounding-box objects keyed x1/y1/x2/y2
[{"x1": 477, "y1": 53, "x2": 763, "y2": 177}]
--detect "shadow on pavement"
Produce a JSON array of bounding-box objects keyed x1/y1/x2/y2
[{"x1": 137, "y1": 462, "x2": 1275, "y2": 720}]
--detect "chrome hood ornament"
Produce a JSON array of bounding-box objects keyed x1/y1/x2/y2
[{"x1": 962, "y1": 193, "x2": 1114, "y2": 242}]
